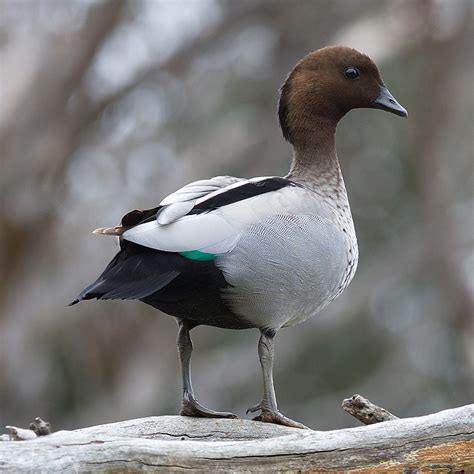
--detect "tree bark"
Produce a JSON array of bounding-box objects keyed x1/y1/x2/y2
[{"x1": 0, "y1": 404, "x2": 472, "y2": 472}]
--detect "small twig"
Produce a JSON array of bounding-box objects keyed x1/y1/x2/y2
[
  {"x1": 29, "y1": 418, "x2": 51, "y2": 436},
  {"x1": 1, "y1": 417, "x2": 51, "y2": 442},
  {"x1": 342, "y1": 394, "x2": 399, "y2": 425},
  {"x1": 4, "y1": 426, "x2": 37, "y2": 441}
]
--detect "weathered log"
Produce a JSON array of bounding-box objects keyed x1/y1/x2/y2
[{"x1": 0, "y1": 404, "x2": 473, "y2": 472}]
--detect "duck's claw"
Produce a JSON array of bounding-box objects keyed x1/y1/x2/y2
[{"x1": 246, "y1": 402, "x2": 262, "y2": 415}]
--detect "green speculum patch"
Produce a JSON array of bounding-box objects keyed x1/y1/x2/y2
[{"x1": 179, "y1": 250, "x2": 217, "y2": 261}]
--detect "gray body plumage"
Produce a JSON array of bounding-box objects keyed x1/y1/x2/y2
[{"x1": 217, "y1": 183, "x2": 358, "y2": 330}]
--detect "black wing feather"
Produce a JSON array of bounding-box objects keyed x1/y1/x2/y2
[
  {"x1": 121, "y1": 206, "x2": 161, "y2": 226},
  {"x1": 101, "y1": 271, "x2": 179, "y2": 300},
  {"x1": 189, "y1": 177, "x2": 297, "y2": 215},
  {"x1": 70, "y1": 243, "x2": 179, "y2": 304},
  {"x1": 69, "y1": 242, "x2": 250, "y2": 328}
]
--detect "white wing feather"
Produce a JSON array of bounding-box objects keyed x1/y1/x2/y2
[
  {"x1": 123, "y1": 213, "x2": 241, "y2": 253},
  {"x1": 157, "y1": 201, "x2": 195, "y2": 225},
  {"x1": 159, "y1": 176, "x2": 242, "y2": 206},
  {"x1": 122, "y1": 177, "x2": 308, "y2": 255},
  {"x1": 156, "y1": 176, "x2": 243, "y2": 225}
]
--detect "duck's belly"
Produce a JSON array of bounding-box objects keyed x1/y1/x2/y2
[{"x1": 217, "y1": 214, "x2": 357, "y2": 330}]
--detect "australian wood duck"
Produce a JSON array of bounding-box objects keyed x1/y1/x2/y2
[{"x1": 71, "y1": 46, "x2": 407, "y2": 429}]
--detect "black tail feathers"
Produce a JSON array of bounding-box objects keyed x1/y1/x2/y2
[{"x1": 69, "y1": 243, "x2": 180, "y2": 305}]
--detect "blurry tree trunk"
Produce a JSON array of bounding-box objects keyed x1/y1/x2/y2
[
  {"x1": 0, "y1": 0, "x2": 123, "y2": 307},
  {"x1": 0, "y1": 405, "x2": 472, "y2": 472},
  {"x1": 412, "y1": 2, "x2": 474, "y2": 378}
]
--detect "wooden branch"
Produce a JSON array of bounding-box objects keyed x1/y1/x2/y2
[
  {"x1": 1, "y1": 404, "x2": 472, "y2": 472},
  {"x1": 342, "y1": 394, "x2": 399, "y2": 424}
]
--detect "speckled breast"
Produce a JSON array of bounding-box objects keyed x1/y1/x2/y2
[{"x1": 218, "y1": 213, "x2": 358, "y2": 330}]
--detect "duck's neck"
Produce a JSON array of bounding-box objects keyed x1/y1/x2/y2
[{"x1": 286, "y1": 121, "x2": 343, "y2": 193}]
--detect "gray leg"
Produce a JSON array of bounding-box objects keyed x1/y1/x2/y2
[
  {"x1": 247, "y1": 329, "x2": 308, "y2": 429},
  {"x1": 177, "y1": 319, "x2": 237, "y2": 419}
]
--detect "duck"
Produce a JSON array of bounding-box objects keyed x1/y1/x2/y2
[{"x1": 71, "y1": 46, "x2": 407, "y2": 429}]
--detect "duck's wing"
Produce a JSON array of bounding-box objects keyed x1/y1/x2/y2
[
  {"x1": 121, "y1": 176, "x2": 300, "y2": 256},
  {"x1": 93, "y1": 176, "x2": 244, "y2": 236},
  {"x1": 73, "y1": 176, "x2": 307, "y2": 309}
]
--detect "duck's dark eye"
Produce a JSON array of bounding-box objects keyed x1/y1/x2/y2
[{"x1": 344, "y1": 67, "x2": 360, "y2": 80}]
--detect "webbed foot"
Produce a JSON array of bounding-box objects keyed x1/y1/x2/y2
[
  {"x1": 180, "y1": 393, "x2": 238, "y2": 419},
  {"x1": 249, "y1": 405, "x2": 308, "y2": 429}
]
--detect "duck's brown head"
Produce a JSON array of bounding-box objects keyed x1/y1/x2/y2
[{"x1": 279, "y1": 46, "x2": 407, "y2": 145}]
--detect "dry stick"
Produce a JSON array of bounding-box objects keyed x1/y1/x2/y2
[
  {"x1": 2, "y1": 418, "x2": 51, "y2": 441},
  {"x1": 342, "y1": 394, "x2": 399, "y2": 425}
]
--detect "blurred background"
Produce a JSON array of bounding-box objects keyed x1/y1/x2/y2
[{"x1": 0, "y1": 0, "x2": 473, "y2": 431}]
